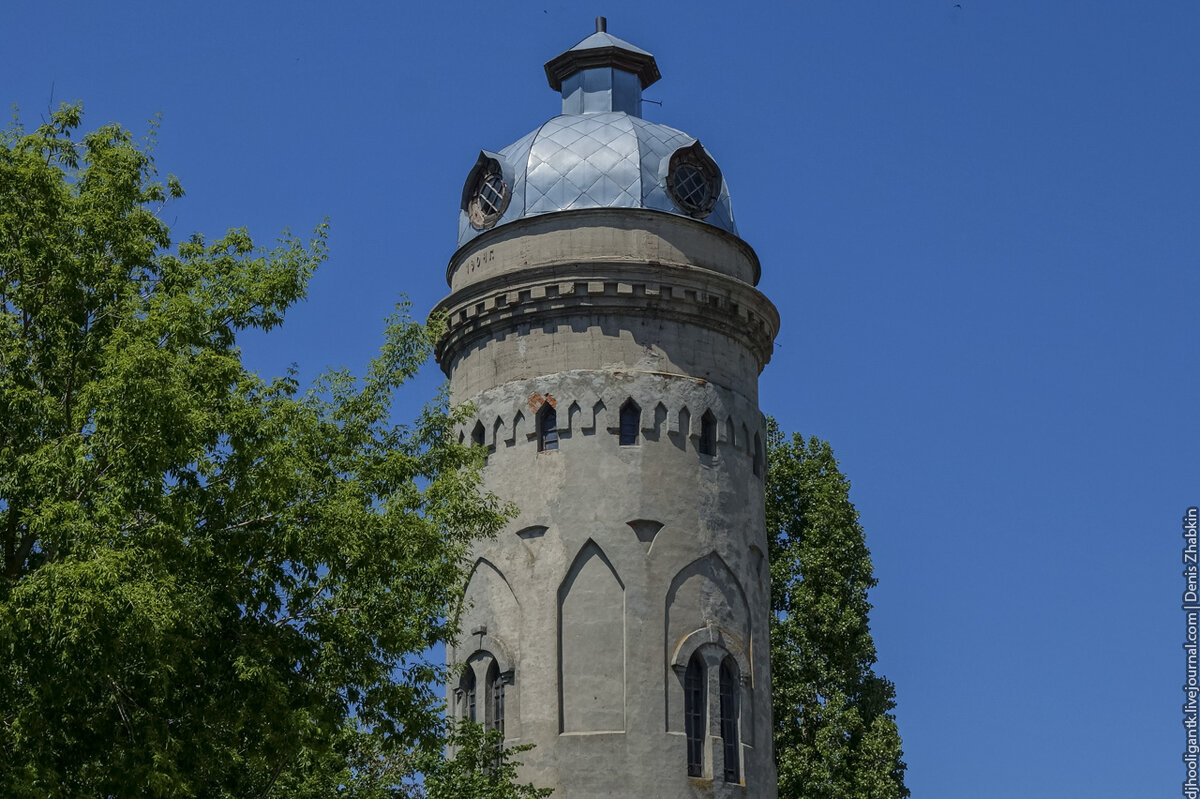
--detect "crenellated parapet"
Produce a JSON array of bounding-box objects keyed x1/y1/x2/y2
[{"x1": 456, "y1": 370, "x2": 766, "y2": 471}]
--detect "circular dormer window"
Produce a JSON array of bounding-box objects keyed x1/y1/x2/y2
[
  {"x1": 468, "y1": 159, "x2": 511, "y2": 230},
  {"x1": 667, "y1": 143, "x2": 721, "y2": 219}
]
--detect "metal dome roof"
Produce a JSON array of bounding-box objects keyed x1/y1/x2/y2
[
  {"x1": 456, "y1": 112, "x2": 737, "y2": 247},
  {"x1": 456, "y1": 21, "x2": 738, "y2": 248}
]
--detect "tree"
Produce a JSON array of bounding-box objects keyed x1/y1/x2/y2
[
  {"x1": 0, "y1": 104, "x2": 512, "y2": 796},
  {"x1": 410, "y1": 721, "x2": 552, "y2": 799},
  {"x1": 766, "y1": 419, "x2": 908, "y2": 799}
]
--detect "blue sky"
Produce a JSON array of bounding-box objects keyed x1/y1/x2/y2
[{"x1": 5, "y1": 1, "x2": 1194, "y2": 796}]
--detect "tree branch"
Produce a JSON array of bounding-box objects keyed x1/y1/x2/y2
[
  {"x1": 3, "y1": 510, "x2": 16, "y2": 580},
  {"x1": 13, "y1": 532, "x2": 37, "y2": 577}
]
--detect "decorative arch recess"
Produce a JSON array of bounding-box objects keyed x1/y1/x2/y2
[
  {"x1": 664, "y1": 552, "x2": 753, "y2": 737},
  {"x1": 665, "y1": 551, "x2": 751, "y2": 665},
  {"x1": 558, "y1": 539, "x2": 625, "y2": 733},
  {"x1": 458, "y1": 558, "x2": 520, "y2": 673}
]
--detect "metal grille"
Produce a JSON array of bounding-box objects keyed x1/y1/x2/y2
[
  {"x1": 667, "y1": 142, "x2": 721, "y2": 218},
  {"x1": 685, "y1": 656, "x2": 705, "y2": 777},
  {"x1": 673, "y1": 164, "x2": 708, "y2": 209},
  {"x1": 468, "y1": 159, "x2": 510, "y2": 231},
  {"x1": 478, "y1": 172, "x2": 506, "y2": 216}
]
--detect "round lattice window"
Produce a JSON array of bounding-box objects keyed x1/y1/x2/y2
[
  {"x1": 468, "y1": 160, "x2": 511, "y2": 231},
  {"x1": 667, "y1": 143, "x2": 721, "y2": 219}
]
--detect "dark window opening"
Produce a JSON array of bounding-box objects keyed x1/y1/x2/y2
[
  {"x1": 471, "y1": 420, "x2": 486, "y2": 447},
  {"x1": 699, "y1": 411, "x2": 717, "y2": 456},
  {"x1": 538, "y1": 405, "x2": 558, "y2": 451},
  {"x1": 487, "y1": 661, "x2": 505, "y2": 737},
  {"x1": 685, "y1": 654, "x2": 705, "y2": 777},
  {"x1": 720, "y1": 659, "x2": 740, "y2": 783},
  {"x1": 461, "y1": 666, "x2": 477, "y2": 723},
  {"x1": 620, "y1": 399, "x2": 640, "y2": 445}
]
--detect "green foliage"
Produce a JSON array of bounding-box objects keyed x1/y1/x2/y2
[
  {"x1": 0, "y1": 104, "x2": 511, "y2": 796},
  {"x1": 766, "y1": 419, "x2": 908, "y2": 799},
  {"x1": 412, "y1": 721, "x2": 553, "y2": 799}
]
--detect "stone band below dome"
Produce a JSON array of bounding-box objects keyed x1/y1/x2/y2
[
  {"x1": 433, "y1": 260, "x2": 779, "y2": 401},
  {"x1": 447, "y1": 207, "x2": 761, "y2": 293}
]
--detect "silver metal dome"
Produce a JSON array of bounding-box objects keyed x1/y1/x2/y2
[{"x1": 456, "y1": 22, "x2": 737, "y2": 248}]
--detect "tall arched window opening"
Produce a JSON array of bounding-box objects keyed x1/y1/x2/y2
[
  {"x1": 538, "y1": 404, "x2": 558, "y2": 451},
  {"x1": 471, "y1": 420, "x2": 486, "y2": 447},
  {"x1": 487, "y1": 660, "x2": 505, "y2": 737},
  {"x1": 699, "y1": 411, "x2": 717, "y2": 456},
  {"x1": 460, "y1": 666, "x2": 477, "y2": 723},
  {"x1": 684, "y1": 654, "x2": 706, "y2": 777},
  {"x1": 720, "y1": 658, "x2": 740, "y2": 783},
  {"x1": 619, "y1": 399, "x2": 640, "y2": 445}
]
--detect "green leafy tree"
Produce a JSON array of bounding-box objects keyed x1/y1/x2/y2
[
  {"x1": 766, "y1": 419, "x2": 908, "y2": 799},
  {"x1": 410, "y1": 720, "x2": 552, "y2": 799},
  {"x1": 0, "y1": 104, "x2": 511, "y2": 796}
]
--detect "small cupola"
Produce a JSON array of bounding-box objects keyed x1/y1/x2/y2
[{"x1": 543, "y1": 17, "x2": 661, "y2": 118}]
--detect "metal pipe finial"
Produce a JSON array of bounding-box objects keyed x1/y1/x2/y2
[{"x1": 596, "y1": 16, "x2": 607, "y2": 32}]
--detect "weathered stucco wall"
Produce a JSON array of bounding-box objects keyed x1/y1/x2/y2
[{"x1": 439, "y1": 213, "x2": 779, "y2": 799}]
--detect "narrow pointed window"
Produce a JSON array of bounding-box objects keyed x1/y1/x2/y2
[
  {"x1": 619, "y1": 399, "x2": 640, "y2": 445},
  {"x1": 699, "y1": 411, "x2": 717, "y2": 456},
  {"x1": 538, "y1": 404, "x2": 558, "y2": 451},
  {"x1": 461, "y1": 666, "x2": 477, "y2": 722},
  {"x1": 720, "y1": 658, "x2": 740, "y2": 783},
  {"x1": 487, "y1": 661, "x2": 505, "y2": 737},
  {"x1": 472, "y1": 420, "x2": 486, "y2": 447},
  {"x1": 684, "y1": 654, "x2": 706, "y2": 777}
]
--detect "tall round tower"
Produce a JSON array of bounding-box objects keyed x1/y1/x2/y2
[{"x1": 435, "y1": 20, "x2": 780, "y2": 799}]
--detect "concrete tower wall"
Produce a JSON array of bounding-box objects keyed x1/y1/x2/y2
[{"x1": 437, "y1": 211, "x2": 779, "y2": 799}]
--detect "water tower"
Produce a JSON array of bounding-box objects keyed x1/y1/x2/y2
[{"x1": 434, "y1": 19, "x2": 780, "y2": 798}]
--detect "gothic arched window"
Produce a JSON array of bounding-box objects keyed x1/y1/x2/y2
[
  {"x1": 538, "y1": 404, "x2": 558, "y2": 451},
  {"x1": 460, "y1": 665, "x2": 477, "y2": 723},
  {"x1": 487, "y1": 660, "x2": 505, "y2": 737},
  {"x1": 684, "y1": 654, "x2": 705, "y2": 777},
  {"x1": 720, "y1": 658, "x2": 740, "y2": 783},
  {"x1": 619, "y1": 399, "x2": 640, "y2": 445}
]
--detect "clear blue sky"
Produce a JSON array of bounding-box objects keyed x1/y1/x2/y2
[{"x1": 5, "y1": 2, "x2": 1194, "y2": 796}]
